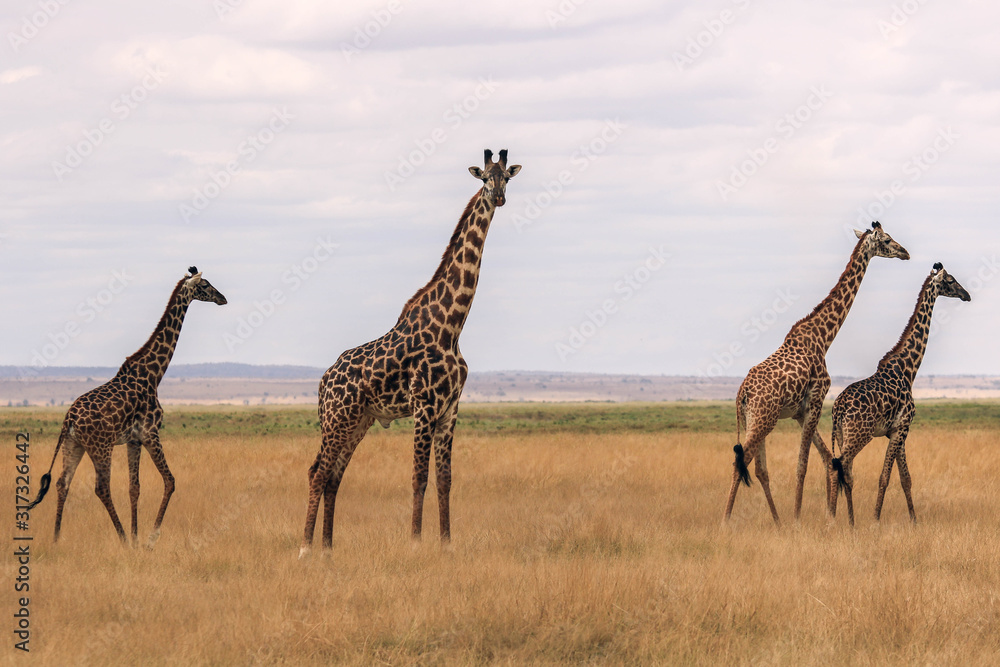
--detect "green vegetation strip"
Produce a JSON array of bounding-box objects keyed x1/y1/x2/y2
[{"x1": 2, "y1": 400, "x2": 996, "y2": 439}]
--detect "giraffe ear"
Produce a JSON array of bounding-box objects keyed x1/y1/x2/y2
[
  {"x1": 469, "y1": 166, "x2": 485, "y2": 180},
  {"x1": 854, "y1": 228, "x2": 865, "y2": 239},
  {"x1": 507, "y1": 164, "x2": 521, "y2": 178}
]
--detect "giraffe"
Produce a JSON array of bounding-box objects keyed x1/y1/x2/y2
[
  {"x1": 299, "y1": 149, "x2": 520, "y2": 557},
  {"x1": 828, "y1": 263, "x2": 970, "y2": 525},
  {"x1": 723, "y1": 222, "x2": 910, "y2": 525},
  {"x1": 25, "y1": 267, "x2": 227, "y2": 546}
]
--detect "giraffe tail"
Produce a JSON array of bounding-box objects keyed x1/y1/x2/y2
[
  {"x1": 733, "y1": 390, "x2": 750, "y2": 486},
  {"x1": 830, "y1": 406, "x2": 846, "y2": 494},
  {"x1": 733, "y1": 445, "x2": 751, "y2": 487},
  {"x1": 831, "y1": 458, "x2": 846, "y2": 495},
  {"x1": 23, "y1": 423, "x2": 68, "y2": 511}
]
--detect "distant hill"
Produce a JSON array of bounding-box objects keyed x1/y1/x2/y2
[{"x1": 1, "y1": 366, "x2": 998, "y2": 406}]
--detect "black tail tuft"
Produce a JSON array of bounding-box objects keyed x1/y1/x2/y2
[
  {"x1": 831, "y1": 458, "x2": 845, "y2": 495},
  {"x1": 23, "y1": 473, "x2": 51, "y2": 511},
  {"x1": 733, "y1": 444, "x2": 751, "y2": 487}
]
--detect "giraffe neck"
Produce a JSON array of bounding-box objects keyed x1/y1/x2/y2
[
  {"x1": 789, "y1": 234, "x2": 873, "y2": 352},
  {"x1": 118, "y1": 279, "x2": 193, "y2": 387},
  {"x1": 397, "y1": 188, "x2": 496, "y2": 338},
  {"x1": 878, "y1": 274, "x2": 938, "y2": 384}
]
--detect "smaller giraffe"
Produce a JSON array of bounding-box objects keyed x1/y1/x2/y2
[
  {"x1": 828, "y1": 263, "x2": 971, "y2": 525},
  {"x1": 25, "y1": 267, "x2": 227, "y2": 546}
]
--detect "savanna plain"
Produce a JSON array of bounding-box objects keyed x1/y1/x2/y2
[{"x1": 2, "y1": 401, "x2": 999, "y2": 665}]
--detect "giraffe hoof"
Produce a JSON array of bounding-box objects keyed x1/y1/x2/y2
[
  {"x1": 298, "y1": 545, "x2": 311, "y2": 559},
  {"x1": 146, "y1": 529, "x2": 161, "y2": 550}
]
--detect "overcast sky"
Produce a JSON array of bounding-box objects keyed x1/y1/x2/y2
[{"x1": 2, "y1": 0, "x2": 997, "y2": 379}]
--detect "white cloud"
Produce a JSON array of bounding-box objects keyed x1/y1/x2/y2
[
  {"x1": 0, "y1": 66, "x2": 43, "y2": 84},
  {"x1": 1, "y1": 0, "x2": 997, "y2": 377}
]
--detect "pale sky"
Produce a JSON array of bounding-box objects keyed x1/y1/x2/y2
[{"x1": 2, "y1": 0, "x2": 997, "y2": 378}]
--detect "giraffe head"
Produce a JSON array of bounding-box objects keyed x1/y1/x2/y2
[
  {"x1": 468, "y1": 149, "x2": 521, "y2": 207},
  {"x1": 853, "y1": 221, "x2": 910, "y2": 260},
  {"x1": 930, "y1": 262, "x2": 971, "y2": 302},
  {"x1": 185, "y1": 266, "x2": 228, "y2": 305}
]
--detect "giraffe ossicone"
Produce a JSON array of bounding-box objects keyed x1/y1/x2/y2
[
  {"x1": 724, "y1": 221, "x2": 909, "y2": 525},
  {"x1": 828, "y1": 263, "x2": 971, "y2": 525},
  {"x1": 299, "y1": 148, "x2": 520, "y2": 556},
  {"x1": 25, "y1": 267, "x2": 227, "y2": 546}
]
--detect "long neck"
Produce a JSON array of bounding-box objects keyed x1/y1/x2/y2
[
  {"x1": 119, "y1": 280, "x2": 193, "y2": 386},
  {"x1": 788, "y1": 236, "x2": 873, "y2": 352},
  {"x1": 397, "y1": 188, "x2": 496, "y2": 340},
  {"x1": 878, "y1": 276, "x2": 937, "y2": 384}
]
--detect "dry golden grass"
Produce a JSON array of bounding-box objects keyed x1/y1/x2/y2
[{"x1": 3, "y1": 405, "x2": 999, "y2": 665}]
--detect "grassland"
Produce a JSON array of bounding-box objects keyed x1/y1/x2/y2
[{"x1": 2, "y1": 401, "x2": 999, "y2": 665}]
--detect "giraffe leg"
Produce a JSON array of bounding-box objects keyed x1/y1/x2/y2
[
  {"x1": 432, "y1": 403, "x2": 460, "y2": 543},
  {"x1": 828, "y1": 462, "x2": 839, "y2": 519},
  {"x1": 92, "y1": 453, "x2": 127, "y2": 542},
  {"x1": 54, "y1": 439, "x2": 85, "y2": 542},
  {"x1": 754, "y1": 442, "x2": 781, "y2": 525},
  {"x1": 873, "y1": 439, "x2": 898, "y2": 522},
  {"x1": 895, "y1": 443, "x2": 916, "y2": 523},
  {"x1": 142, "y1": 433, "x2": 174, "y2": 548},
  {"x1": 794, "y1": 379, "x2": 830, "y2": 520},
  {"x1": 896, "y1": 447, "x2": 917, "y2": 523},
  {"x1": 300, "y1": 410, "x2": 371, "y2": 557},
  {"x1": 811, "y1": 429, "x2": 837, "y2": 517},
  {"x1": 410, "y1": 409, "x2": 437, "y2": 541},
  {"x1": 127, "y1": 441, "x2": 141, "y2": 546},
  {"x1": 724, "y1": 420, "x2": 777, "y2": 522},
  {"x1": 301, "y1": 451, "x2": 328, "y2": 558},
  {"x1": 842, "y1": 459, "x2": 856, "y2": 527},
  {"x1": 320, "y1": 415, "x2": 374, "y2": 549}
]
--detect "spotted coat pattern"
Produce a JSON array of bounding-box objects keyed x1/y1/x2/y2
[
  {"x1": 828, "y1": 264, "x2": 971, "y2": 525},
  {"x1": 27, "y1": 269, "x2": 227, "y2": 546},
  {"x1": 299, "y1": 150, "x2": 520, "y2": 556},
  {"x1": 724, "y1": 222, "x2": 910, "y2": 525}
]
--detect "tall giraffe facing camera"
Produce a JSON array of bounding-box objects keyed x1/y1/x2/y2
[{"x1": 300, "y1": 149, "x2": 520, "y2": 557}]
